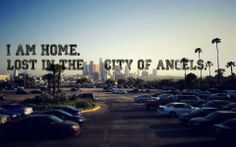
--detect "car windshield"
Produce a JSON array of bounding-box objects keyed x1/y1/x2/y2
[
  {"x1": 222, "y1": 119, "x2": 236, "y2": 127},
  {"x1": 50, "y1": 115, "x2": 64, "y2": 123},
  {"x1": 206, "y1": 112, "x2": 219, "y2": 119},
  {"x1": 189, "y1": 109, "x2": 202, "y2": 115},
  {"x1": 59, "y1": 110, "x2": 73, "y2": 117}
]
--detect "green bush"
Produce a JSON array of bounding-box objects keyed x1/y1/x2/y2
[{"x1": 22, "y1": 96, "x2": 96, "y2": 110}]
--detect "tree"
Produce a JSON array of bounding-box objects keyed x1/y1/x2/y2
[
  {"x1": 46, "y1": 63, "x2": 65, "y2": 98},
  {"x1": 42, "y1": 73, "x2": 53, "y2": 93},
  {"x1": 55, "y1": 64, "x2": 66, "y2": 95},
  {"x1": 226, "y1": 61, "x2": 236, "y2": 85},
  {"x1": 212, "y1": 38, "x2": 221, "y2": 88},
  {"x1": 226, "y1": 61, "x2": 235, "y2": 76},
  {"x1": 77, "y1": 77, "x2": 90, "y2": 84},
  {"x1": 105, "y1": 79, "x2": 115, "y2": 86},
  {"x1": 127, "y1": 77, "x2": 135, "y2": 87},
  {"x1": 117, "y1": 79, "x2": 127, "y2": 87},
  {"x1": 180, "y1": 57, "x2": 189, "y2": 84},
  {"x1": 215, "y1": 68, "x2": 225, "y2": 82},
  {"x1": 205, "y1": 61, "x2": 213, "y2": 76},
  {"x1": 194, "y1": 48, "x2": 203, "y2": 88},
  {"x1": 194, "y1": 48, "x2": 202, "y2": 59},
  {"x1": 186, "y1": 73, "x2": 198, "y2": 89}
]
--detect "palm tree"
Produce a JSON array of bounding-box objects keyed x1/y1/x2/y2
[
  {"x1": 215, "y1": 68, "x2": 225, "y2": 78},
  {"x1": 226, "y1": 61, "x2": 235, "y2": 76},
  {"x1": 55, "y1": 64, "x2": 66, "y2": 95},
  {"x1": 46, "y1": 64, "x2": 58, "y2": 97},
  {"x1": 42, "y1": 73, "x2": 53, "y2": 94},
  {"x1": 194, "y1": 48, "x2": 203, "y2": 88},
  {"x1": 180, "y1": 57, "x2": 189, "y2": 87},
  {"x1": 212, "y1": 38, "x2": 221, "y2": 87},
  {"x1": 226, "y1": 61, "x2": 236, "y2": 85},
  {"x1": 194, "y1": 48, "x2": 202, "y2": 59},
  {"x1": 205, "y1": 61, "x2": 213, "y2": 76}
]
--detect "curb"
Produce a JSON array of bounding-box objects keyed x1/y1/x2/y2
[{"x1": 81, "y1": 105, "x2": 101, "y2": 113}]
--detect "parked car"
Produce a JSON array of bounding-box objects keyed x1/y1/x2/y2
[
  {"x1": 0, "y1": 94, "x2": 6, "y2": 101},
  {"x1": 15, "y1": 88, "x2": 29, "y2": 94},
  {"x1": 214, "y1": 118, "x2": 236, "y2": 140},
  {"x1": 198, "y1": 91, "x2": 212, "y2": 98},
  {"x1": 0, "y1": 107, "x2": 21, "y2": 119},
  {"x1": 128, "y1": 88, "x2": 139, "y2": 93},
  {"x1": 71, "y1": 87, "x2": 79, "y2": 91},
  {"x1": 146, "y1": 94, "x2": 174, "y2": 110},
  {"x1": 53, "y1": 106, "x2": 81, "y2": 117},
  {"x1": 158, "y1": 102, "x2": 197, "y2": 117},
  {"x1": 134, "y1": 94, "x2": 154, "y2": 103},
  {"x1": 112, "y1": 89, "x2": 127, "y2": 94},
  {"x1": 199, "y1": 100, "x2": 230, "y2": 109},
  {"x1": 4, "y1": 114, "x2": 80, "y2": 139},
  {"x1": 30, "y1": 89, "x2": 42, "y2": 94},
  {"x1": 173, "y1": 95, "x2": 202, "y2": 106},
  {"x1": 2, "y1": 103, "x2": 33, "y2": 116},
  {"x1": 189, "y1": 111, "x2": 236, "y2": 129},
  {"x1": 224, "y1": 90, "x2": 236, "y2": 99},
  {"x1": 207, "y1": 93, "x2": 230, "y2": 100},
  {"x1": 76, "y1": 93, "x2": 98, "y2": 101},
  {"x1": 222, "y1": 103, "x2": 236, "y2": 110},
  {"x1": 179, "y1": 107, "x2": 219, "y2": 124},
  {"x1": 38, "y1": 110, "x2": 86, "y2": 126},
  {"x1": 0, "y1": 114, "x2": 10, "y2": 125}
]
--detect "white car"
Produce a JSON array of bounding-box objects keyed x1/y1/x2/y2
[
  {"x1": 158, "y1": 102, "x2": 198, "y2": 117},
  {"x1": 112, "y1": 89, "x2": 127, "y2": 94},
  {"x1": 134, "y1": 94, "x2": 154, "y2": 103}
]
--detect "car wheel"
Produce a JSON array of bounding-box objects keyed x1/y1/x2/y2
[{"x1": 169, "y1": 111, "x2": 176, "y2": 117}]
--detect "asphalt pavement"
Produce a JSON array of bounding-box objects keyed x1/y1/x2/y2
[{"x1": 0, "y1": 88, "x2": 234, "y2": 147}]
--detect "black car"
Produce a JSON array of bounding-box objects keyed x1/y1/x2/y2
[
  {"x1": 199, "y1": 100, "x2": 230, "y2": 109},
  {"x1": 189, "y1": 111, "x2": 236, "y2": 129},
  {"x1": 214, "y1": 118, "x2": 236, "y2": 140},
  {"x1": 53, "y1": 106, "x2": 81, "y2": 117},
  {"x1": 4, "y1": 114, "x2": 80, "y2": 140},
  {"x1": 179, "y1": 107, "x2": 219, "y2": 124},
  {"x1": 2, "y1": 103, "x2": 33, "y2": 116},
  {"x1": 39, "y1": 110, "x2": 86, "y2": 126},
  {"x1": 0, "y1": 107, "x2": 21, "y2": 119}
]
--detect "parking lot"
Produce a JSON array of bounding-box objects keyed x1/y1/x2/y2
[{"x1": 0, "y1": 88, "x2": 235, "y2": 147}]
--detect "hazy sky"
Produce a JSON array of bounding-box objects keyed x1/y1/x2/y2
[{"x1": 0, "y1": 0, "x2": 236, "y2": 77}]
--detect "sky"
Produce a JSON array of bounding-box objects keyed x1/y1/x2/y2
[{"x1": 0, "y1": 0, "x2": 236, "y2": 77}]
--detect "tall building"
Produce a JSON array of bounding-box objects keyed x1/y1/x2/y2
[
  {"x1": 141, "y1": 70, "x2": 148, "y2": 78},
  {"x1": 99, "y1": 58, "x2": 106, "y2": 81},
  {"x1": 89, "y1": 61, "x2": 94, "y2": 74},
  {"x1": 83, "y1": 62, "x2": 89, "y2": 76},
  {"x1": 124, "y1": 65, "x2": 130, "y2": 79},
  {"x1": 152, "y1": 68, "x2": 157, "y2": 78}
]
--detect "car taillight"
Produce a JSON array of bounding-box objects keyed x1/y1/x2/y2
[{"x1": 23, "y1": 108, "x2": 28, "y2": 112}]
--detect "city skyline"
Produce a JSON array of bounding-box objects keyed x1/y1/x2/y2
[{"x1": 0, "y1": 0, "x2": 236, "y2": 77}]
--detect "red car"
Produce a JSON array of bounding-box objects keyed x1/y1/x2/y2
[{"x1": 146, "y1": 94, "x2": 174, "y2": 110}]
